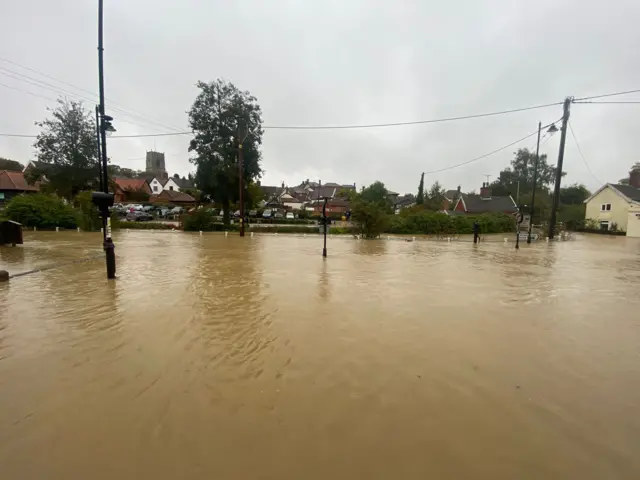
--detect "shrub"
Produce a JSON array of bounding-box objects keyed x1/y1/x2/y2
[
  {"x1": 73, "y1": 191, "x2": 102, "y2": 231},
  {"x1": 120, "y1": 221, "x2": 174, "y2": 230},
  {"x1": 5, "y1": 193, "x2": 78, "y2": 229},
  {"x1": 387, "y1": 211, "x2": 515, "y2": 235},
  {"x1": 183, "y1": 209, "x2": 217, "y2": 231}
]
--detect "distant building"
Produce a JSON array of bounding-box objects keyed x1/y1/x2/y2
[
  {"x1": 452, "y1": 183, "x2": 518, "y2": 215},
  {"x1": 0, "y1": 170, "x2": 38, "y2": 206},
  {"x1": 113, "y1": 178, "x2": 152, "y2": 203},
  {"x1": 584, "y1": 167, "x2": 640, "y2": 233},
  {"x1": 150, "y1": 189, "x2": 196, "y2": 206},
  {"x1": 149, "y1": 175, "x2": 194, "y2": 194},
  {"x1": 145, "y1": 151, "x2": 168, "y2": 180},
  {"x1": 393, "y1": 194, "x2": 416, "y2": 214}
]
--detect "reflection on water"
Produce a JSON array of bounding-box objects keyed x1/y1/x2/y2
[{"x1": 1, "y1": 231, "x2": 640, "y2": 479}]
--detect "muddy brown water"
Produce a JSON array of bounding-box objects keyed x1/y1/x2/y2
[{"x1": 1, "y1": 231, "x2": 639, "y2": 479}]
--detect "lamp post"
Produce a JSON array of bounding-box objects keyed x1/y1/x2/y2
[
  {"x1": 528, "y1": 121, "x2": 558, "y2": 243},
  {"x1": 92, "y1": 0, "x2": 116, "y2": 279},
  {"x1": 322, "y1": 197, "x2": 328, "y2": 257}
]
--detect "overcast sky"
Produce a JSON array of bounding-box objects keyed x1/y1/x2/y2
[{"x1": 1, "y1": 0, "x2": 639, "y2": 194}]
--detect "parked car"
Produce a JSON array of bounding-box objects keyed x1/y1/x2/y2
[
  {"x1": 274, "y1": 212, "x2": 284, "y2": 219},
  {"x1": 286, "y1": 212, "x2": 294, "y2": 219},
  {"x1": 262, "y1": 210, "x2": 272, "y2": 218},
  {"x1": 126, "y1": 211, "x2": 153, "y2": 222},
  {"x1": 142, "y1": 205, "x2": 154, "y2": 212},
  {"x1": 159, "y1": 207, "x2": 171, "y2": 217},
  {"x1": 233, "y1": 210, "x2": 241, "y2": 218},
  {"x1": 170, "y1": 206, "x2": 184, "y2": 214},
  {"x1": 249, "y1": 210, "x2": 257, "y2": 217}
]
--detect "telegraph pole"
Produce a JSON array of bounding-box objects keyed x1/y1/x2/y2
[
  {"x1": 527, "y1": 121, "x2": 542, "y2": 244},
  {"x1": 548, "y1": 97, "x2": 572, "y2": 240},
  {"x1": 238, "y1": 124, "x2": 245, "y2": 237}
]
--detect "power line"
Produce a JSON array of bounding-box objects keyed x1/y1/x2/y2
[
  {"x1": 568, "y1": 121, "x2": 602, "y2": 184},
  {"x1": 0, "y1": 61, "x2": 186, "y2": 133},
  {"x1": 573, "y1": 88, "x2": 640, "y2": 102},
  {"x1": 263, "y1": 102, "x2": 562, "y2": 130},
  {"x1": 574, "y1": 100, "x2": 640, "y2": 104},
  {"x1": 0, "y1": 81, "x2": 56, "y2": 102}
]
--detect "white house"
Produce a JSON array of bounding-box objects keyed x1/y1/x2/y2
[
  {"x1": 163, "y1": 177, "x2": 181, "y2": 192},
  {"x1": 149, "y1": 177, "x2": 164, "y2": 194},
  {"x1": 584, "y1": 167, "x2": 640, "y2": 233}
]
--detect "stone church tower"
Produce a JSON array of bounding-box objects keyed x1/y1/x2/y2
[{"x1": 145, "y1": 151, "x2": 168, "y2": 180}]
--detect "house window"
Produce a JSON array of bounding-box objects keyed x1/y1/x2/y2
[
  {"x1": 601, "y1": 204, "x2": 611, "y2": 211},
  {"x1": 169, "y1": 186, "x2": 174, "y2": 191},
  {"x1": 153, "y1": 185, "x2": 158, "y2": 192},
  {"x1": 600, "y1": 221, "x2": 609, "y2": 230}
]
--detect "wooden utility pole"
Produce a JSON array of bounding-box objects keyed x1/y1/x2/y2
[{"x1": 548, "y1": 97, "x2": 572, "y2": 240}]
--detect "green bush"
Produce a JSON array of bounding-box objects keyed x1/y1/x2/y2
[
  {"x1": 73, "y1": 191, "x2": 102, "y2": 231},
  {"x1": 120, "y1": 221, "x2": 174, "y2": 230},
  {"x1": 387, "y1": 211, "x2": 515, "y2": 235},
  {"x1": 183, "y1": 209, "x2": 216, "y2": 231},
  {"x1": 249, "y1": 225, "x2": 321, "y2": 234},
  {"x1": 5, "y1": 193, "x2": 78, "y2": 229}
]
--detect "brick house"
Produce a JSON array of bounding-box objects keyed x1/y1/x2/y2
[
  {"x1": 0, "y1": 170, "x2": 38, "y2": 207},
  {"x1": 452, "y1": 183, "x2": 518, "y2": 215},
  {"x1": 113, "y1": 178, "x2": 152, "y2": 203}
]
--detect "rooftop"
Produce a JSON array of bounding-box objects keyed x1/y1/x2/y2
[{"x1": 0, "y1": 170, "x2": 38, "y2": 191}]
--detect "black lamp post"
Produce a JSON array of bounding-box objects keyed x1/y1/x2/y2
[
  {"x1": 528, "y1": 121, "x2": 559, "y2": 243},
  {"x1": 92, "y1": 0, "x2": 116, "y2": 279},
  {"x1": 322, "y1": 197, "x2": 328, "y2": 257}
]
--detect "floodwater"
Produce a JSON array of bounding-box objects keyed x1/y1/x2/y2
[{"x1": 1, "y1": 231, "x2": 639, "y2": 479}]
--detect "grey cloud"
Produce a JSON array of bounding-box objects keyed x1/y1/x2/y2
[{"x1": 1, "y1": 0, "x2": 639, "y2": 194}]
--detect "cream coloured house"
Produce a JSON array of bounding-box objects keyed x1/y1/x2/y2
[
  {"x1": 627, "y1": 205, "x2": 640, "y2": 238},
  {"x1": 584, "y1": 183, "x2": 640, "y2": 232}
]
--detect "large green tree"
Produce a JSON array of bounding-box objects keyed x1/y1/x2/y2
[
  {"x1": 559, "y1": 183, "x2": 591, "y2": 205},
  {"x1": 188, "y1": 79, "x2": 263, "y2": 224},
  {"x1": 0, "y1": 157, "x2": 23, "y2": 172},
  {"x1": 490, "y1": 148, "x2": 563, "y2": 198},
  {"x1": 30, "y1": 99, "x2": 99, "y2": 199},
  {"x1": 350, "y1": 181, "x2": 392, "y2": 238},
  {"x1": 416, "y1": 172, "x2": 425, "y2": 205},
  {"x1": 424, "y1": 181, "x2": 445, "y2": 211}
]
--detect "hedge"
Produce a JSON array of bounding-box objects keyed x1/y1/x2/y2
[
  {"x1": 387, "y1": 212, "x2": 515, "y2": 235},
  {"x1": 4, "y1": 193, "x2": 78, "y2": 229}
]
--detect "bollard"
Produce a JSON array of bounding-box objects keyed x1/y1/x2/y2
[
  {"x1": 504, "y1": 238, "x2": 508, "y2": 243},
  {"x1": 387, "y1": 236, "x2": 390, "y2": 240},
  {"x1": 127, "y1": 229, "x2": 130, "y2": 233},
  {"x1": 77, "y1": 227, "x2": 80, "y2": 232},
  {"x1": 447, "y1": 237, "x2": 451, "y2": 242},
  {"x1": 275, "y1": 232, "x2": 278, "y2": 236},
  {"x1": 303, "y1": 234, "x2": 306, "y2": 238},
  {"x1": 199, "y1": 231, "x2": 203, "y2": 236},
  {"x1": 225, "y1": 231, "x2": 228, "y2": 237},
  {"x1": 412, "y1": 236, "x2": 416, "y2": 241},
  {"x1": 34, "y1": 226, "x2": 36, "y2": 232},
  {"x1": 101, "y1": 228, "x2": 104, "y2": 233},
  {"x1": 545, "y1": 237, "x2": 549, "y2": 242},
  {"x1": 251, "y1": 232, "x2": 254, "y2": 237},
  {"x1": 56, "y1": 226, "x2": 59, "y2": 232}
]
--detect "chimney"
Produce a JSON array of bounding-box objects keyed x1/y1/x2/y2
[
  {"x1": 281, "y1": 181, "x2": 285, "y2": 189},
  {"x1": 630, "y1": 168, "x2": 640, "y2": 188},
  {"x1": 480, "y1": 182, "x2": 491, "y2": 199}
]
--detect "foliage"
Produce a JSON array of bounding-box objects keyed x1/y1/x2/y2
[
  {"x1": 0, "y1": 157, "x2": 23, "y2": 171},
  {"x1": 182, "y1": 187, "x2": 202, "y2": 204},
  {"x1": 246, "y1": 181, "x2": 264, "y2": 208},
  {"x1": 250, "y1": 225, "x2": 323, "y2": 234},
  {"x1": 107, "y1": 165, "x2": 144, "y2": 178},
  {"x1": 123, "y1": 187, "x2": 150, "y2": 202},
  {"x1": 490, "y1": 148, "x2": 564, "y2": 197},
  {"x1": 4, "y1": 193, "x2": 78, "y2": 229},
  {"x1": 31, "y1": 99, "x2": 99, "y2": 199},
  {"x1": 424, "y1": 181, "x2": 445, "y2": 211},
  {"x1": 73, "y1": 191, "x2": 102, "y2": 231},
  {"x1": 559, "y1": 184, "x2": 590, "y2": 205},
  {"x1": 188, "y1": 79, "x2": 263, "y2": 225},
  {"x1": 350, "y1": 181, "x2": 392, "y2": 238},
  {"x1": 416, "y1": 172, "x2": 425, "y2": 205},
  {"x1": 387, "y1": 211, "x2": 515, "y2": 235}
]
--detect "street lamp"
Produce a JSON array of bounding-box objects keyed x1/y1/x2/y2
[
  {"x1": 527, "y1": 121, "x2": 559, "y2": 244},
  {"x1": 322, "y1": 196, "x2": 329, "y2": 257},
  {"x1": 91, "y1": 0, "x2": 116, "y2": 279}
]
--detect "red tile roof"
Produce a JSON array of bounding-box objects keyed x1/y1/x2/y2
[
  {"x1": 151, "y1": 189, "x2": 196, "y2": 203},
  {"x1": 114, "y1": 178, "x2": 149, "y2": 191},
  {"x1": 0, "y1": 170, "x2": 38, "y2": 191}
]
